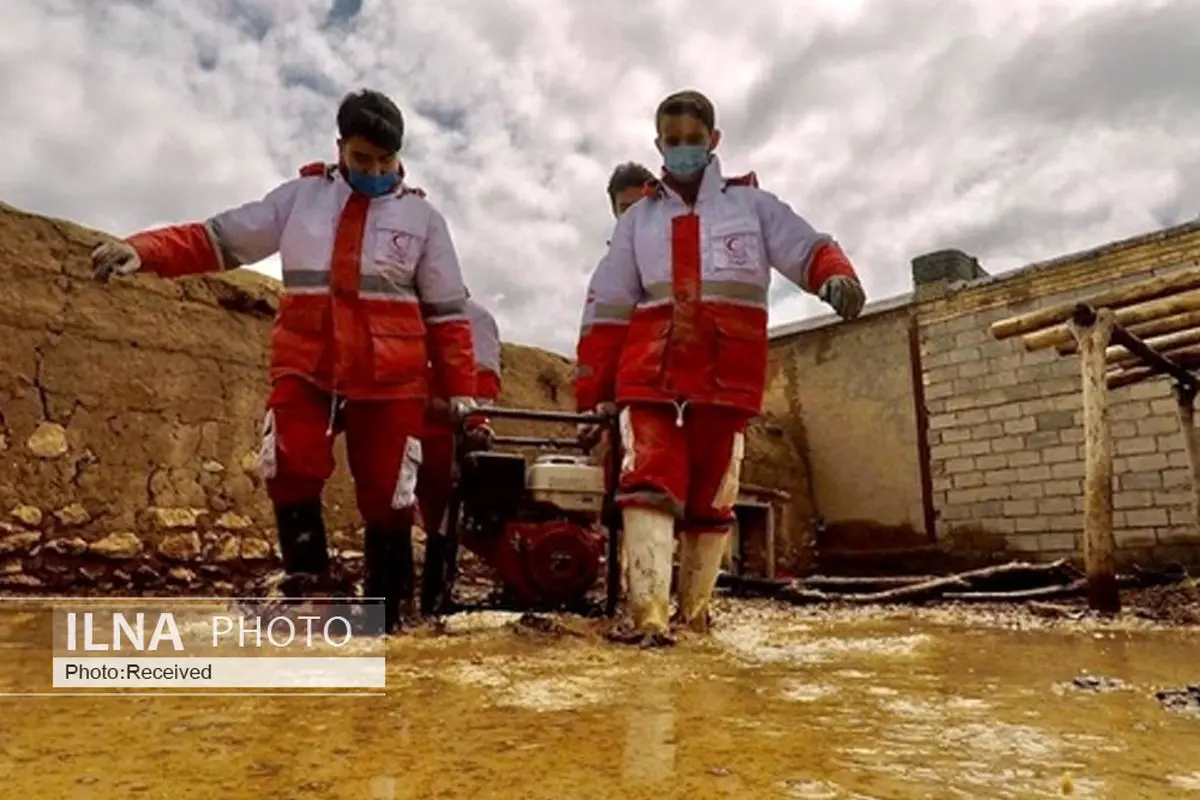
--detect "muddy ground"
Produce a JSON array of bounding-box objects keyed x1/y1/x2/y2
[{"x1": 2, "y1": 594, "x2": 1200, "y2": 799}]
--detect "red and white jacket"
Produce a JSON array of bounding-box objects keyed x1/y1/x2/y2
[
  {"x1": 124, "y1": 161, "x2": 476, "y2": 401},
  {"x1": 574, "y1": 156, "x2": 860, "y2": 415},
  {"x1": 427, "y1": 297, "x2": 501, "y2": 403}
]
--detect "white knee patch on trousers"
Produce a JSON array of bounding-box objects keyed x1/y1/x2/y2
[
  {"x1": 618, "y1": 407, "x2": 636, "y2": 476},
  {"x1": 391, "y1": 437, "x2": 423, "y2": 510},
  {"x1": 712, "y1": 431, "x2": 745, "y2": 510},
  {"x1": 256, "y1": 409, "x2": 278, "y2": 480}
]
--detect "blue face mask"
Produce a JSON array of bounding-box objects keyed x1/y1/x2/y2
[
  {"x1": 346, "y1": 169, "x2": 399, "y2": 197},
  {"x1": 662, "y1": 144, "x2": 711, "y2": 178}
]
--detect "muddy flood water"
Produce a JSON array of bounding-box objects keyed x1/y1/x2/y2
[{"x1": 0, "y1": 599, "x2": 1198, "y2": 799}]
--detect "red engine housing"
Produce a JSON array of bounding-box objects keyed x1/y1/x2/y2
[{"x1": 468, "y1": 520, "x2": 605, "y2": 607}]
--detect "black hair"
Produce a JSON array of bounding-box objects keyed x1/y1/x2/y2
[
  {"x1": 655, "y1": 89, "x2": 716, "y2": 132},
  {"x1": 336, "y1": 89, "x2": 405, "y2": 153},
  {"x1": 606, "y1": 162, "x2": 656, "y2": 203}
]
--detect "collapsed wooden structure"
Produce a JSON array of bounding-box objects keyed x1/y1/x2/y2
[{"x1": 990, "y1": 269, "x2": 1200, "y2": 612}]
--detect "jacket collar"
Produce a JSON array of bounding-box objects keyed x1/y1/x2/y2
[{"x1": 648, "y1": 155, "x2": 727, "y2": 206}]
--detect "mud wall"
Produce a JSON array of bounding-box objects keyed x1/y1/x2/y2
[
  {"x1": 0, "y1": 203, "x2": 367, "y2": 593},
  {"x1": 764, "y1": 304, "x2": 929, "y2": 557},
  {"x1": 767, "y1": 219, "x2": 1200, "y2": 571},
  {"x1": 0, "y1": 203, "x2": 811, "y2": 592}
]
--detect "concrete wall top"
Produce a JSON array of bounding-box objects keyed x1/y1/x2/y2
[{"x1": 768, "y1": 218, "x2": 1200, "y2": 341}]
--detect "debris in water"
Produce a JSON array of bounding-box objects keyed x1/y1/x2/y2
[
  {"x1": 437, "y1": 610, "x2": 523, "y2": 635},
  {"x1": 1155, "y1": 684, "x2": 1200, "y2": 715},
  {"x1": 513, "y1": 612, "x2": 590, "y2": 638},
  {"x1": 1062, "y1": 675, "x2": 1128, "y2": 693}
]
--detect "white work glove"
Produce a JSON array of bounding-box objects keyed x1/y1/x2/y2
[
  {"x1": 91, "y1": 241, "x2": 142, "y2": 284},
  {"x1": 448, "y1": 396, "x2": 478, "y2": 421},
  {"x1": 818, "y1": 275, "x2": 865, "y2": 320},
  {"x1": 578, "y1": 402, "x2": 616, "y2": 449}
]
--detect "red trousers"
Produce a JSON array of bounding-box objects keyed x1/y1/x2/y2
[
  {"x1": 416, "y1": 407, "x2": 456, "y2": 535},
  {"x1": 616, "y1": 402, "x2": 750, "y2": 533},
  {"x1": 259, "y1": 377, "x2": 425, "y2": 526}
]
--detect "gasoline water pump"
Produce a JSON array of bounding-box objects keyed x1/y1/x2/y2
[{"x1": 419, "y1": 406, "x2": 622, "y2": 616}]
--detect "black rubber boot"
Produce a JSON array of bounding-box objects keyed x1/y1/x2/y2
[
  {"x1": 274, "y1": 500, "x2": 330, "y2": 598},
  {"x1": 420, "y1": 534, "x2": 449, "y2": 618},
  {"x1": 363, "y1": 521, "x2": 416, "y2": 634}
]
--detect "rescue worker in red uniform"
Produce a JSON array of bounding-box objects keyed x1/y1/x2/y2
[
  {"x1": 607, "y1": 162, "x2": 658, "y2": 218},
  {"x1": 575, "y1": 91, "x2": 866, "y2": 646},
  {"x1": 89, "y1": 89, "x2": 478, "y2": 633},
  {"x1": 415, "y1": 295, "x2": 502, "y2": 615},
  {"x1": 584, "y1": 162, "x2": 661, "y2": 594}
]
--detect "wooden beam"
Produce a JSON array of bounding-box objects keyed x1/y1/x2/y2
[
  {"x1": 991, "y1": 267, "x2": 1200, "y2": 341},
  {"x1": 1022, "y1": 290, "x2": 1200, "y2": 352},
  {"x1": 1174, "y1": 384, "x2": 1200, "y2": 543},
  {"x1": 1105, "y1": 345, "x2": 1200, "y2": 389},
  {"x1": 1070, "y1": 309, "x2": 1120, "y2": 614},
  {"x1": 1106, "y1": 328, "x2": 1200, "y2": 366},
  {"x1": 1107, "y1": 368, "x2": 1164, "y2": 390},
  {"x1": 1058, "y1": 309, "x2": 1200, "y2": 356}
]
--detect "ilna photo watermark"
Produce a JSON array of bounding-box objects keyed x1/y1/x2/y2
[{"x1": 43, "y1": 597, "x2": 387, "y2": 690}]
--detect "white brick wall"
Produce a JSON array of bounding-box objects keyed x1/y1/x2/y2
[{"x1": 919, "y1": 278, "x2": 1200, "y2": 563}]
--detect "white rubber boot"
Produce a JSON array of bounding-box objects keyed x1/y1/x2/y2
[
  {"x1": 616, "y1": 506, "x2": 675, "y2": 645},
  {"x1": 675, "y1": 529, "x2": 730, "y2": 633}
]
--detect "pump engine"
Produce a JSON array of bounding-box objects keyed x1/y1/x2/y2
[{"x1": 454, "y1": 449, "x2": 608, "y2": 607}]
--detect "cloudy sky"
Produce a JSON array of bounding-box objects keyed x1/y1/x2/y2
[{"x1": 2, "y1": 0, "x2": 1198, "y2": 356}]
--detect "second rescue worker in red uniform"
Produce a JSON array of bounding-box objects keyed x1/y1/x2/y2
[
  {"x1": 575, "y1": 90, "x2": 866, "y2": 646},
  {"x1": 89, "y1": 89, "x2": 478, "y2": 633},
  {"x1": 415, "y1": 296, "x2": 502, "y2": 615}
]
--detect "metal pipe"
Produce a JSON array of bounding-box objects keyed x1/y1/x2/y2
[
  {"x1": 489, "y1": 435, "x2": 589, "y2": 449},
  {"x1": 464, "y1": 406, "x2": 609, "y2": 425}
]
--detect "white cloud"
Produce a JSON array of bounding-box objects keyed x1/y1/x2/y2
[{"x1": 2, "y1": 0, "x2": 1198, "y2": 356}]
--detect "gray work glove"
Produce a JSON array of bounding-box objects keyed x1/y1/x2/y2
[
  {"x1": 818, "y1": 275, "x2": 866, "y2": 320},
  {"x1": 578, "y1": 402, "x2": 616, "y2": 449},
  {"x1": 448, "y1": 396, "x2": 478, "y2": 421},
  {"x1": 91, "y1": 241, "x2": 142, "y2": 283}
]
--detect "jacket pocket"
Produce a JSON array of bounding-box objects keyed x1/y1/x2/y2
[
  {"x1": 618, "y1": 315, "x2": 671, "y2": 387},
  {"x1": 366, "y1": 309, "x2": 428, "y2": 384},
  {"x1": 272, "y1": 295, "x2": 329, "y2": 375},
  {"x1": 711, "y1": 315, "x2": 767, "y2": 394}
]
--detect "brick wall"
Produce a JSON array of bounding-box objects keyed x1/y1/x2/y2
[{"x1": 917, "y1": 221, "x2": 1200, "y2": 566}]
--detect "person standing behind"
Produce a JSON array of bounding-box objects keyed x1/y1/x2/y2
[
  {"x1": 574, "y1": 90, "x2": 866, "y2": 646},
  {"x1": 606, "y1": 162, "x2": 658, "y2": 218},
  {"x1": 89, "y1": 88, "x2": 479, "y2": 634},
  {"x1": 578, "y1": 161, "x2": 659, "y2": 454}
]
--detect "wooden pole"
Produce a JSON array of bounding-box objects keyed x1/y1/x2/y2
[
  {"x1": 1070, "y1": 308, "x2": 1120, "y2": 614},
  {"x1": 1106, "y1": 327, "x2": 1200, "y2": 366},
  {"x1": 990, "y1": 267, "x2": 1200, "y2": 340},
  {"x1": 1173, "y1": 383, "x2": 1200, "y2": 541},
  {"x1": 1021, "y1": 290, "x2": 1200, "y2": 352},
  {"x1": 1059, "y1": 308, "x2": 1200, "y2": 356}
]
